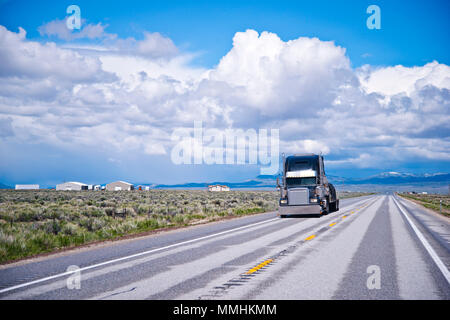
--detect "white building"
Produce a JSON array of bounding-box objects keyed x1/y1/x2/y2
[
  {"x1": 106, "y1": 181, "x2": 134, "y2": 191},
  {"x1": 15, "y1": 184, "x2": 39, "y2": 190},
  {"x1": 56, "y1": 182, "x2": 88, "y2": 191},
  {"x1": 208, "y1": 185, "x2": 230, "y2": 192}
]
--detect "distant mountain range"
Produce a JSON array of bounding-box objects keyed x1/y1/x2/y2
[
  {"x1": 152, "y1": 172, "x2": 450, "y2": 189},
  {"x1": 153, "y1": 175, "x2": 278, "y2": 189},
  {"x1": 1, "y1": 172, "x2": 449, "y2": 191},
  {"x1": 328, "y1": 172, "x2": 450, "y2": 185}
]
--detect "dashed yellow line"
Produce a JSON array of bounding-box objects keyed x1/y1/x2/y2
[
  {"x1": 304, "y1": 234, "x2": 316, "y2": 241},
  {"x1": 246, "y1": 259, "x2": 273, "y2": 274},
  {"x1": 245, "y1": 204, "x2": 369, "y2": 275}
]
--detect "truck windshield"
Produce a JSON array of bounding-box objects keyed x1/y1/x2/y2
[
  {"x1": 286, "y1": 177, "x2": 317, "y2": 186},
  {"x1": 286, "y1": 158, "x2": 319, "y2": 172}
]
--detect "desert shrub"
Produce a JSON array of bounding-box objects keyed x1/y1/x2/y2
[
  {"x1": 42, "y1": 220, "x2": 62, "y2": 235},
  {"x1": 173, "y1": 214, "x2": 186, "y2": 224},
  {"x1": 0, "y1": 189, "x2": 279, "y2": 262},
  {"x1": 137, "y1": 218, "x2": 159, "y2": 230},
  {"x1": 61, "y1": 223, "x2": 79, "y2": 236}
]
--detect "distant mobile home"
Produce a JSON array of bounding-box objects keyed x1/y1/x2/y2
[
  {"x1": 208, "y1": 185, "x2": 230, "y2": 192},
  {"x1": 15, "y1": 184, "x2": 39, "y2": 190},
  {"x1": 106, "y1": 181, "x2": 134, "y2": 191},
  {"x1": 56, "y1": 182, "x2": 88, "y2": 191}
]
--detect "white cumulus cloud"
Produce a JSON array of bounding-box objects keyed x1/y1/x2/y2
[{"x1": 0, "y1": 26, "x2": 449, "y2": 172}]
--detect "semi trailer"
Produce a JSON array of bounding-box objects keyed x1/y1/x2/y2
[{"x1": 277, "y1": 154, "x2": 339, "y2": 217}]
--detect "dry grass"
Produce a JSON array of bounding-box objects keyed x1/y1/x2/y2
[
  {"x1": 398, "y1": 193, "x2": 450, "y2": 217},
  {"x1": 338, "y1": 191, "x2": 376, "y2": 199},
  {"x1": 0, "y1": 189, "x2": 278, "y2": 263}
]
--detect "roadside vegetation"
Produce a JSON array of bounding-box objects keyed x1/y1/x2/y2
[
  {"x1": 0, "y1": 190, "x2": 278, "y2": 263},
  {"x1": 0, "y1": 189, "x2": 373, "y2": 263},
  {"x1": 338, "y1": 191, "x2": 376, "y2": 199},
  {"x1": 398, "y1": 193, "x2": 450, "y2": 217}
]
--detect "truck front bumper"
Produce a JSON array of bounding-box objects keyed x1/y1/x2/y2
[{"x1": 278, "y1": 204, "x2": 323, "y2": 216}]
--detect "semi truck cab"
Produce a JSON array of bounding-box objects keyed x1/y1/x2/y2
[{"x1": 277, "y1": 154, "x2": 339, "y2": 217}]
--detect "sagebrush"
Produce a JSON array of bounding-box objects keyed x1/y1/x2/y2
[{"x1": 0, "y1": 190, "x2": 278, "y2": 263}]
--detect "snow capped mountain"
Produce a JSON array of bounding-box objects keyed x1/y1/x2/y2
[
  {"x1": 377, "y1": 172, "x2": 412, "y2": 177},
  {"x1": 373, "y1": 172, "x2": 446, "y2": 178},
  {"x1": 341, "y1": 172, "x2": 450, "y2": 185}
]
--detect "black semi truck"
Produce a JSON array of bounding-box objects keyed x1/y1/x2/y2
[{"x1": 277, "y1": 154, "x2": 339, "y2": 217}]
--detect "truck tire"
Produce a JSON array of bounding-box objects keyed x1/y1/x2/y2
[
  {"x1": 329, "y1": 201, "x2": 335, "y2": 213},
  {"x1": 329, "y1": 199, "x2": 340, "y2": 212},
  {"x1": 324, "y1": 197, "x2": 330, "y2": 215}
]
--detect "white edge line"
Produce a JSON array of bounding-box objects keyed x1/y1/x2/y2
[
  {"x1": 0, "y1": 217, "x2": 279, "y2": 294},
  {"x1": 393, "y1": 195, "x2": 450, "y2": 285}
]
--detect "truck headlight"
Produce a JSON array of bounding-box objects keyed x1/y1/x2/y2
[
  {"x1": 280, "y1": 199, "x2": 287, "y2": 204},
  {"x1": 315, "y1": 187, "x2": 320, "y2": 196},
  {"x1": 310, "y1": 198, "x2": 318, "y2": 203}
]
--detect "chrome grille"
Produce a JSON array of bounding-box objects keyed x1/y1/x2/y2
[{"x1": 288, "y1": 188, "x2": 309, "y2": 205}]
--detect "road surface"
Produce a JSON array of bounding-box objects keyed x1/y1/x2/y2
[{"x1": 0, "y1": 194, "x2": 449, "y2": 300}]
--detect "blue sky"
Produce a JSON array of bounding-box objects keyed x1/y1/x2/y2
[
  {"x1": 2, "y1": 0, "x2": 449, "y2": 68},
  {"x1": 0, "y1": 0, "x2": 449, "y2": 186}
]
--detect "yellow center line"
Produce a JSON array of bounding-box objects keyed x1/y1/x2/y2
[
  {"x1": 246, "y1": 259, "x2": 273, "y2": 274},
  {"x1": 245, "y1": 202, "x2": 373, "y2": 276},
  {"x1": 304, "y1": 234, "x2": 316, "y2": 241},
  {"x1": 261, "y1": 259, "x2": 272, "y2": 265}
]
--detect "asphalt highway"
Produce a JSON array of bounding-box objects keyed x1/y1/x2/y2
[{"x1": 0, "y1": 194, "x2": 448, "y2": 300}]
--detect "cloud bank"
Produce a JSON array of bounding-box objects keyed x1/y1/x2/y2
[{"x1": 0, "y1": 25, "x2": 449, "y2": 178}]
